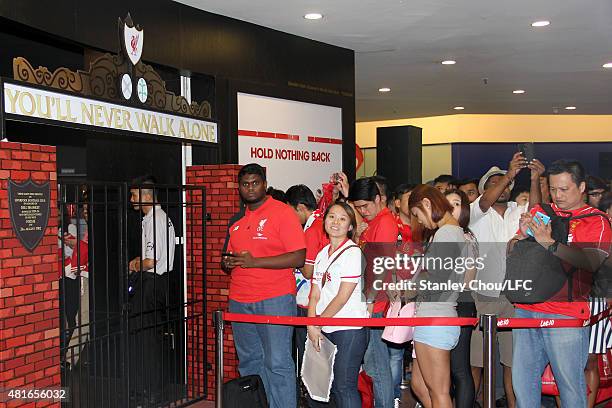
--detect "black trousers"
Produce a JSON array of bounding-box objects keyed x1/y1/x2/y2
[
  {"x1": 294, "y1": 306, "x2": 335, "y2": 407},
  {"x1": 60, "y1": 277, "x2": 80, "y2": 362},
  {"x1": 128, "y1": 272, "x2": 169, "y2": 395},
  {"x1": 450, "y1": 300, "x2": 476, "y2": 408}
]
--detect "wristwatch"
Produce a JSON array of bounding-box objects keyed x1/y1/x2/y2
[{"x1": 547, "y1": 241, "x2": 560, "y2": 254}]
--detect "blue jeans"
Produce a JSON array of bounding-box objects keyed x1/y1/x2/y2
[
  {"x1": 295, "y1": 306, "x2": 308, "y2": 374},
  {"x1": 325, "y1": 329, "x2": 368, "y2": 408},
  {"x1": 363, "y1": 312, "x2": 394, "y2": 408},
  {"x1": 512, "y1": 308, "x2": 589, "y2": 408},
  {"x1": 387, "y1": 342, "x2": 406, "y2": 399},
  {"x1": 229, "y1": 294, "x2": 297, "y2": 408}
]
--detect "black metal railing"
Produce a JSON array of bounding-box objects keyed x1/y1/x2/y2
[{"x1": 57, "y1": 182, "x2": 207, "y2": 407}]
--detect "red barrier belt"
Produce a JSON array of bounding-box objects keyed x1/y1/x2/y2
[
  {"x1": 497, "y1": 317, "x2": 585, "y2": 329},
  {"x1": 223, "y1": 307, "x2": 612, "y2": 329},
  {"x1": 224, "y1": 313, "x2": 478, "y2": 327},
  {"x1": 497, "y1": 306, "x2": 612, "y2": 329}
]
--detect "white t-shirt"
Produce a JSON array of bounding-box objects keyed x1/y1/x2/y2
[
  {"x1": 469, "y1": 196, "x2": 527, "y2": 296},
  {"x1": 312, "y1": 239, "x2": 368, "y2": 333},
  {"x1": 142, "y1": 205, "x2": 176, "y2": 275}
]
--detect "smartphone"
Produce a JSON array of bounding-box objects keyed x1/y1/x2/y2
[
  {"x1": 526, "y1": 211, "x2": 551, "y2": 237},
  {"x1": 518, "y1": 142, "x2": 535, "y2": 163},
  {"x1": 221, "y1": 252, "x2": 236, "y2": 257},
  {"x1": 333, "y1": 172, "x2": 340, "y2": 183}
]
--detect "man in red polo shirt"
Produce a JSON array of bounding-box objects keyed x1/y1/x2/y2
[
  {"x1": 350, "y1": 177, "x2": 399, "y2": 408},
  {"x1": 510, "y1": 159, "x2": 611, "y2": 408},
  {"x1": 222, "y1": 164, "x2": 306, "y2": 408}
]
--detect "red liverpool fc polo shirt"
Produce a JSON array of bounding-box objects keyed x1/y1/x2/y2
[
  {"x1": 305, "y1": 215, "x2": 329, "y2": 266},
  {"x1": 228, "y1": 197, "x2": 307, "y2": 303},
  {"x1": 516, "y1": 204, "x2": 611, "y2": 319},
  {"x1": 395, "y1": 213, "x2": 413, "y2": 244},
  {"x1": 360, "y1": 207, "x2": 399, "y2": 313}
]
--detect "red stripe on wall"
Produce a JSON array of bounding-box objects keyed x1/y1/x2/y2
[
  {"x1": 307, "y1": 136, "x2": 343, "y2": 145},
  {"x1": 258, "y1": 131, "x2": 276, "y2": 139},
  {"x1": 275, "y1": 133, "x2": 300, "y2": 141},
  {"x1": 237, "y1": 129, "x2": 257, "y2": 137},
  {"x1": 238, "y1": 129, "x2": 300, "y2": 141}
]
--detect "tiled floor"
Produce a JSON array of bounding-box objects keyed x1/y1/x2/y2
[
  {"x1": 184, "y1": 388, "x2": 612, "y2": 407},
  {"x1": 188, "y1": 400, "x2": 214, "y2": 408},
  {"x1": 186, "y1": 389, "x2": 418, "y2": 407}
]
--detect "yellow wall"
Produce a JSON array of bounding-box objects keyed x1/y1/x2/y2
[
  {"x1": 422, "y1": 145, "x2": 452, "y2": 182},
  {"x1": 357, "y1": 147, "x2": 376, "y2": 178},
  {"x1": 356, "y1": 114, "x2": 612, "y2": 147},
  {"x1": 355, "y1": 145, "x2": 452, "y2": 181}
]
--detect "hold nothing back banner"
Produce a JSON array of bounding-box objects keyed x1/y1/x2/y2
[{"x1": 237, "y1": 92, "x2": 342, "y2": 193}]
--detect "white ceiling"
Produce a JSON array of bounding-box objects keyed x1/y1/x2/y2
[{"x1": 176, "y1": 0, "x2": 612, "y2": 121}]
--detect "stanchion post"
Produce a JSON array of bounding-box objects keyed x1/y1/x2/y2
[
  {"x1": 214, "y1": 310, "x2": 224, "y2": 408},
  {"x1": 482, "y1": 314, "x2": 497, "y2": 408}
]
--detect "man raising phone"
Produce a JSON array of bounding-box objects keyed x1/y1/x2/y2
[{"x1": 468, "y1": 152, "x2": 544, "y2": 408}]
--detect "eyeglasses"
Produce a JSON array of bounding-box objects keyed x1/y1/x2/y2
[{"x1": 588, "y1": 191, "x2": 605, "y2": 197}]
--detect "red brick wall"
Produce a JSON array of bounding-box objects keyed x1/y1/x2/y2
[
  {"x1": 0, "y1": 142, "x2": 60, "y2": 407},
  {"x1": 185, "y1": 164, "x2": 241, "y2": 401}
]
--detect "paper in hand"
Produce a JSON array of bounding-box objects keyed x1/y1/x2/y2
[{"x1": 301, "y1": 335, "x2": 338, "y2": 402}]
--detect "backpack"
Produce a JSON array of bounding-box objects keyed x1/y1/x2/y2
[
  {"x1": 505, "y1": 203, "x2": 610, "y2": 304},
  {"x1": 222, "y1": 375, "x2": 268, "y2": 408}
]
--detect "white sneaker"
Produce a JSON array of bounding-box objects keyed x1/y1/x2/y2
[{"x1": 394, "y1": 398, "x2": 401, "y2": 408}]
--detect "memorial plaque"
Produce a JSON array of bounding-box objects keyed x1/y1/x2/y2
[{"x1": 8, "y1": 179, "x2": 51, "y2": 252}]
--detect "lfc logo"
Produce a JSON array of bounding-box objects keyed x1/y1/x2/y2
[
  {"x1": 257, "y1": 219, "x2": 268, "y2": 232},
  {"x1": 122, "y1": 14, "x2": 144, "y2": 66}
]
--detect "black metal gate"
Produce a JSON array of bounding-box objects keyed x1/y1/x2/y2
[{"x1": 57, "y1": 181, "x2": 207, "y2": 407}]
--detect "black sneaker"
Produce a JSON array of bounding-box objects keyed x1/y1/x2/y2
[{"x1": 495, "y1": 396, "x2": 507, "y2": 407}]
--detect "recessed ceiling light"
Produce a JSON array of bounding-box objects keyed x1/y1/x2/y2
[
  {"x1": 513, "y1": 89, "x2": 526, "y2": 94},
  {"x1": 531, "y1": 20, "x2": 550, "y2": 27},
  {"x1": 378, "y1": 87, "x2": 391, "y2": 92},
  {"x1": 304, "y1": 13, "x2": 323, "y2": 20},
  {"x1": 603, "y1": 62, "x2": 612, "y2": 68},
  {"x1": 565, "y1": 106, "x2": 577, "y2": 110},
  {"x1": 453, "y1": 106, "x2": 465, "y2": 110},
  {"x1": 441, "y1": 60, "x2": 456, "y2": 65}
]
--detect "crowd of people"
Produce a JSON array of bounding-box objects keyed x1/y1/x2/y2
[{"x1": 221, "y1": 154, "x2": 612, "y2": 408}]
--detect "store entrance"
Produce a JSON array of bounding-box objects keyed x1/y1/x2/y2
[{"x1": 7, "y1": 120, "x2": 213, "y2": 406}]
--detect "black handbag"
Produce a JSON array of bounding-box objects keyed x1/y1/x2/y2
[{"x1": 222, "y1": 375, "x2": 268, "y2": 408}]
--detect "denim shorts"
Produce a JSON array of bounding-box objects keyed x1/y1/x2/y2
[{"x1": 413, "y1": 325, "x2": 460, "y2": 351}]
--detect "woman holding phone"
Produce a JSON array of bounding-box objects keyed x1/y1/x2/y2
[
  {"x1": 444, "y1": 189, "x2": 478, "y2": 408},
  {"x1": 409, "y1": 185, "x2": 466, "y2": 408},
  {"x1": 307, "y1": 202, "x2": 368, "y2": 408}
]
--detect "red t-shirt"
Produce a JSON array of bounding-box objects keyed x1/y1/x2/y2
[
  {"x1": 228, "y1": 197, "x2": 306, "y2": 303},
  {"x1": 395, "y1": 214, "x2": 413, "y2": 243},
  {"x1": 296, "y1": 212, "x2": 329, "y2": 309},
  {"x1": 517, "y1": 204, "x2": 612, "y2": 319},
  {"x1": 305, "y1": 215, "x2": 329, "y2": 266},
  {"x1": 57, "y1": 239, "x2": 89, "y2": 279},
  {"x1": 360, "y1": 207, "x2": 399, "y2": 313},
  {"x1": 360, "y1": 207, "x2": 399, "y2": 245}
]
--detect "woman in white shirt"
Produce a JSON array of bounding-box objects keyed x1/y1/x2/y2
[{"x1": 307, "y1": 202, "x2": 368, "y2": 408}]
